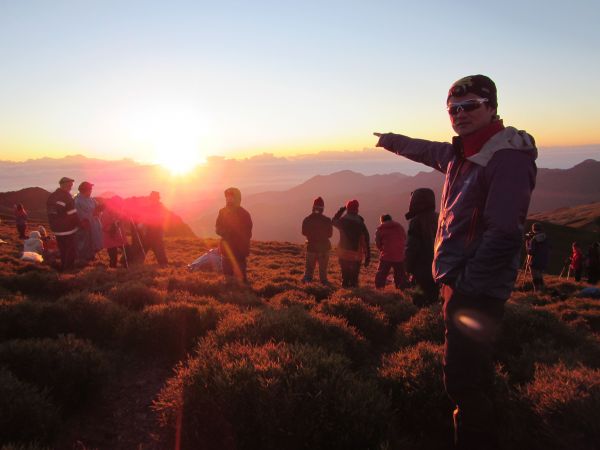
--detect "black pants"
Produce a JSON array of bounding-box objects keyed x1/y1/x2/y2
[
  {"x1": 145, "y1": 238, "x2": 168, "y2": 266},
  {"x1": 107, "y1": 247, "x2": 122, "y2": 268},
  {"x1": 303, "y1": 251, "x2": 330, "y2": 283},
  {"x1": 413, "y1": 271, "x2": 439, "y2": 306},
  {"x1": 222, "y1": 253, "x2": 248, "y2": 282},
  {"x1": 17, "y1": 224, "x2": 27, "y2": 239},
  {"x1": 442, "y1": 284, "x2": 505, "y2": 450},
  {"x1": 339, "y1": 259, "x2": 361, "y2": 288},
  {"x1": 56, "y1": 234, "x2": 77, "y2": 271},
  {"x1": 375, "y1": 260, "x2": 406, "y2": 289}
]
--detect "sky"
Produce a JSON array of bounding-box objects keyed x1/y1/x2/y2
[{"x1": 0, "y1": 0, "x2": 598, "y2": 171}]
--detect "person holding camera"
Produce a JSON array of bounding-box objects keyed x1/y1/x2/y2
[
  {"x1": 525, "y1": 222, "x2": 550, "y2": 291},
  {"x1": 375, "y1": 75, "x2": 537, "y2": 450},
  {"x1": 332, "y1": 200, "x2": 370, "y2": 288}
]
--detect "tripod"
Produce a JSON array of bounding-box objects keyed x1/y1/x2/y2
[
  {"x1": 519, "y1": 254, "x2": 533, "y2": 290},
  {"x1": 559, "y1": 258, "x2": 571, "y2": 280}
]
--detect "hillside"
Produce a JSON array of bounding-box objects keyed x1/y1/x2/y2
[
  {"x1": 529, "y1": 201, "x2": 600, "y2": 232},
  {"x1": 0, "y1": 221, "x2": 599, "y2": 450}
]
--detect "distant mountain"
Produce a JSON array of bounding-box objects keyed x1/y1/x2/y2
[
  {"x1": 193, "y1": 159, "x2": 600, "y2": 243},
  {"x1": 0, "y1": 188, "x2": 195, "y2": 238}
]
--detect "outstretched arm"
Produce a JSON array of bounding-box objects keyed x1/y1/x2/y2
[{"x1": 374, "y1": 132, "x2": 454, "y2": 173}]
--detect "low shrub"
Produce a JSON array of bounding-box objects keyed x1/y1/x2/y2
[
  {"x1": 269, "y1": 289, "x2": 317, "y2": 310},
  {"x1": 0, "y1": 336, "x2": 111, "y2": 410},
  {"x1": 0, "y1": 301, "x2": 71, "y2": 341},
  {"x1": 154, "y1": 341, "x2": 391, "y2": 450},
  {"x1": 212, "y1": 306, "x2": 368, "y2": 363},
  {"x1": 396, "y1": 304, "x2": 444, "y2": 347},
  {"x1": 0, "y1": 369, "x2": 60, "y2": 445},
  {"x1": 378, "y1": 342, "x2": 450, "y2": 439},
  {"x1": 0, "y1": 270, "x2": 67, "y2": 299},
  {"x1": 541, "y1": 298, "x2": 600, "y2": 332},
  {"x1": 107, "y1": 282, "x2": 163, "y2": 310},
  {"x1": 121, "y1": 302, "x2": 223, "y2": 359},
  {"x1": 332, "y1": 288, "x2": 417, "y2": 327},
  {"x1": 252, "y1": 280, "x2": 299, "y2": 298},
  {"x1": 521, "y1": 363, "x2": 600, "y2": 450},
  {"x1": 498, "y1": 303, "x2": 600, "y2": 383},
  {"x1": 318, "y1": 297, "x2": 391, "y2": 347}
]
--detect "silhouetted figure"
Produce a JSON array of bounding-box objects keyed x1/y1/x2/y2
[
  {"x1": 47, "y1": 177, "x2": 80, "y2": 271},
  {"x1": 587, "y1": 242, "x2": 600, "y2": 284},
  {"x1": 374, "y1": 214, "x2": 407, "y2": 289},
  {"x1": 14, "y1": 203, "x2": 28, "y2": 239},
  {"x1": 301, "y1": 197, "x2": 333, "y2": 285},
  {"x1": 74, "y1": 181, "x2": 104, "y2": 264},
  {"x1": 571, "y1": 241, "x2": 583, "y2": 282},
  {"x1": 102, "y1": 196, "x2": 128, "y2": 268},
  {"x1": 141, "y1": 191, "x2": 168, "y2": 266},
  {"x1": 405, "y1": 188, "x2": 439, "y2": 306},
  {"x1": 525, "y1": 222, "x2": 550, "y2": 291},
  {"x1": 332, "y1": 200, "x2": 370, "y2": 288},
  {"x1": 216, "y1": 187, "x2": 253, "y2": 283},
  {"x1": 376, "y1": 74, "x2": 537, "y2": 450},
  {"x1": 38, "y1": 225, "x2": 59, "y2": 267}
]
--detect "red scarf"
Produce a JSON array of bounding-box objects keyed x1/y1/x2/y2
[{"x1": 461, "y1": 120, "x2": 505, "y2": 158}]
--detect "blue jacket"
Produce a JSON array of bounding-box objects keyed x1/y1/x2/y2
[{"x1": 378, "y1": 126, "x2": 537, "y2": 300}]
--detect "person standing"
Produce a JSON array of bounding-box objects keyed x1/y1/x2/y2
[
  {"x1": 375, "y1": 74, "x2": 537, "y2": 450},
  {"x1": 74, "y1": 181, "x2": 104, "y2": 264},
  {"x1": 216, "y1": 187, "x2": 253, "y2": 283},
  {"x1": 101, "y1": 196, "x2": 128, "y2": 268},
  {"x1": 47, "y1": 177, "x2": 80, "y2": 271},
  {"x1": 374, "y1": 214, "x2": 407, "y2": 289},
  {"x1": 332, "y1": 200, "x2": 370, "y2": 288},
  {"x1": 570, "y1": 242, "x2": 583, "y2": 282},
  {"x1": 587, "y1": 242, "x2": 600, "y2": 284},
  {"x1": 14, "y1": 204, "x2": 28, "y2": 239},
  {"x1": 140, "y1": 191, "x2": 168, "y2": 266},
  {"x1": 405, "y1": 188, "x2": 439, "y2": 306},
  {"x1": 301, "y1": 197, "x2": 333, "y2": 284},
  {"x1": 525, "y1": 222, "x2": 550, "y2": 291}
]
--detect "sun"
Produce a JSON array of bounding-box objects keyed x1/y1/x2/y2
[{"x1": 154, "y1": 137, "x2": 206, "y2": 176}]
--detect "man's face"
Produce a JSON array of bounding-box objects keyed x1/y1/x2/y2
[
  {"x1": 82, "y1": 188, "x2": 92, "y2": 198},
  {"x1": 448, "y1": 92, "x2": 496, "y2": 136},
  {"x1": 61, "y1": 181, "x2": 74, "y2": 193}
]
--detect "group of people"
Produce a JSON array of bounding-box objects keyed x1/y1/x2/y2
[
  {"x1": 299, "y1": 191, "x2": 439, "y2": 306},
  {"x1": 42, "y1": 177, "x2": 168, "y2": 271},
  {"x1": 525, "y1": 222, "x2": 600, "y2": 290}
]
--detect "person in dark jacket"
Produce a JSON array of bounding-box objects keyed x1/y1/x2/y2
[
  {"x1": 570, "y1": 241, "x2": 583, "y2": 282},
  {"x1": 140, "y1": 191, "x2": 168, "y2": 266},
  {"x1": 332, "y1": 199, "x2": 370, "y2": 288},
  {"x1": 46, "y1": 177, "x2": 80, "y2": 271},
  {"x1": 525, "y1": 222, "x2": 550, "y2": 291},
  {"x1": 14, "y1": 203, "x2": 28, "y2": 239},
  {"x1": 405, "y1": 189, "x2": 439, "y2": 305},
  {"x1": 375, "y1": 74, "x2": 537, "y2": 450},
  {"x1": 216, "y1": 187, "x2": 253, "y2": 283},
  {"x1": 374, "y1": 214, "x2": 407, "y2": 289},
  {"x1": 301, "y1": 197, "x2": 333, "y2": 284},
  {"x1": 587, "y1": 242, "x2": 600, "y2": 284}
]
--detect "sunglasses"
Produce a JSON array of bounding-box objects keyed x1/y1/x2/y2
[{"x1": 447, "y1": 98, "x2": 488, "y2": 116}]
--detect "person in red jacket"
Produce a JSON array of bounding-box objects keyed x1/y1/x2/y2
[
  {"x1": 101, "y1": 196, "x2": 128, "y2": 268},
  {"x1": 570, "y1": 241, "x2": 583, "y2": 282},
  {"x1": 374, "y1": 214, "x2": 407, "y2": 289},
  {"x1": 14, "y1": 203, "x2": 28, "y2": 239}
]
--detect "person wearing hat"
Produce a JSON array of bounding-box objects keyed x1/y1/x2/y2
[
  {"x1": 216, "y1": 187, "x2": 253, "y2": 282},
  {"x1": 374, "y1": 214, "x2": 407, "y2": 290},
  {"x1": 74, "y1": 181, "x2": 104, "y2": 264},
  {"x1": 46, "y1": 177, "x2": 80, "y2": 271},
  {"x1": 375, "y1": 75, "x2": 537, "y2": 449},
  {"x1": 525, "y1": 222, "x2": 550, "y2": 291},
  {"x1": 301, "y1": 197, "x2": 333, "y2": 284},
  {"x1": 332, "y1": 199, "x2": 370, "y2": 288}
]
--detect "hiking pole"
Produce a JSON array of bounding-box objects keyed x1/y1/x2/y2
[{"x1": 117, "y1": 224, "x2": 128, "y2": 269}]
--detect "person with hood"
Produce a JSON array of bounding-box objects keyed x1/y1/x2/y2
[
  {"x1": 140, "y1": 191, "x2": 168, "y2": 266},
  {"x1": 301, "y1": 197, "x2": 333, "y2": 284},
  {"x1": 525, "y1": 222, "x2": 550, "y2": 291},
  {"x1": 101, "y1": 196, "x2": 128, "y2": 268},
  {"x1": 216, "y1": 187, "x2": 253, "y2": 282},
  {"x1": 47, "y1": 177, "x2": 80, "y2": 271},
  {"x1": 14, "y1": 203, "x2": 28, "y2": 239},
  {"x1": 404, "y1": 188, "x2": 439, "y2": 305},
  {"x1": 587, "y1": 242, "x2": 600, "y2": 284},
  {"x1": 570, "y1": 241, "x2": 583, "y2": 282},
  {"x1": 374, "y1": 214, "x2": 407, "y2": 289},
  {"x1": 375, "y1": 74, "x2": 537, "y2": 449},
  {"x1": 74, "y1": 181, "x2": 104, "y2": 264},
  {"x1": 332, "y1": 199, "x2": 370, "y2": 288}
]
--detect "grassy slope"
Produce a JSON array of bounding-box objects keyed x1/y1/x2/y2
[{"x1": 1, "y1": 222, "x2": 599, "y2": 450}]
